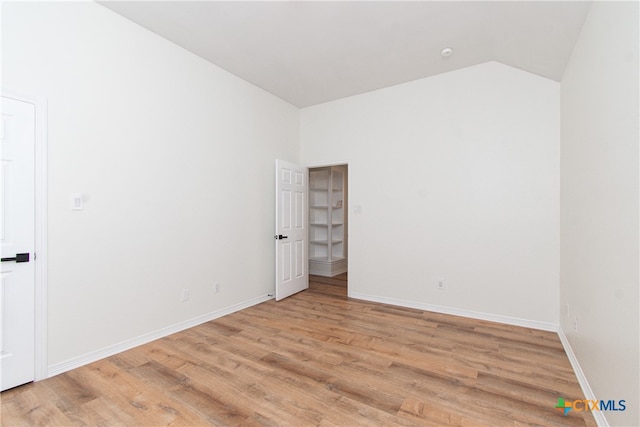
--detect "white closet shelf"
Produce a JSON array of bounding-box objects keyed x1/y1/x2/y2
[
  {"x1": 309, "y1": 256, "x2": 345, "y2": 262},
  {"x1": 310, "y1": 239, "x2": 343, "y2": 245}
]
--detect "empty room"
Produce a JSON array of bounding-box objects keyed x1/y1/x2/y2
[{"x1": 1, "y1": 1, "x2": 638, "y2": 426}]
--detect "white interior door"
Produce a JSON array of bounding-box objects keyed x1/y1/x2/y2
[
  {"x1": 275, "y1": 159, "x2": 308, "y2": 300},
  {"x1": 1, "y1": 96, "x2": 36, "y2": 391}
]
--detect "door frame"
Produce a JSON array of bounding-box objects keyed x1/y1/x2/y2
[
  {"x1": 2, "y1": 89, "x2": 48, "y2": 381},
  {"x1": 304, "y1": 160, "x2": 350, "y2": 287}
]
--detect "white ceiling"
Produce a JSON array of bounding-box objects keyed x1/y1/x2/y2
[{"x1": 99, "y1": 1, "x2": 591, "y2": 108}]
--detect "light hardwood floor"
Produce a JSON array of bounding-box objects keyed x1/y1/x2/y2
[{"x1": 2, "y1": 274, "x2": 596, "y2": 426}]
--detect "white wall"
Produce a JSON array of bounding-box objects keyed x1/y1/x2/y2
[
  {"x1": 560, "y1": 2, "x2": 639, "y2": 426},
  {"x1": 301, "y1": 61, "x2": 560, "y2": 327},
  {"x1": 1, "y1": 2, "x2": 299, "y2": 369}
]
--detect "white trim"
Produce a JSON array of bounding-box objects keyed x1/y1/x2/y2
[
  {"x1": 47, "y1": 294, "x2": 273, "y2": 378},
  {"x1": 303, "y1": 160, "x2": 351, "y2": 169},
  {"x1": 34, "y1": 97, "x2": 48, "y2": 382},
  {"x1": 557, "y1": 328, "x2": 609, "y2": 427},
  {"x1": 349, "y1": 291, "x2": 559, "y2": 332},
  {"x1": 1, "y1": 90, "x2": 49, "y2": 382}
]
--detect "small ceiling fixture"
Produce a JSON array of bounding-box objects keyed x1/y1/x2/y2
[{"x1": 440, "y1": 47, "x2": 453, "y2": 57}]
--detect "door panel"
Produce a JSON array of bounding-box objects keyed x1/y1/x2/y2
[
  {"x1": 275, "y1": 160, "x2": 308, "y2": 300},
  {"x1": 295, "y1": 240, "x2": 304, "y2": 278},
  {"x1": 280, "y1": 242, "x2": 291, "y2": 282},
  {"x1": 0, "y1": 96, "x2": 36, "y2": 391}
]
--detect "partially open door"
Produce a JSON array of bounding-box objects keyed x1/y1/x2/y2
[
  {"x1": 275, "y1": 159, "x2": 308, "y2": 300},
  {"x1": 1, "y1": 96, "x2": 36, "y2": 391}
]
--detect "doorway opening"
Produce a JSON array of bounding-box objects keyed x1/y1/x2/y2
[{"x1": 308, "y1": 164, "x2": 348, "y2": 297}]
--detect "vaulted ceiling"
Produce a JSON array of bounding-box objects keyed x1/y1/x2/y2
[{"x1": 99, "y1": 1, "x2": 591, "y2": 108}]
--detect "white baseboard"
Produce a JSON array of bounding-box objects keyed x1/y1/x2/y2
[
  {"x1": 348, "y1": 291, "x2": 559, "y2": 332},
  {"x1": 47, "y1": 294, "x2": 273, "y2": 378},
  {"x1": 557, "y1": 328, "x2": 609, "y2": 427}
]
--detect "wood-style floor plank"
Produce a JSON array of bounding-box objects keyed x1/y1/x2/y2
[{"x1": 1, "y1": 274, "x2": 596, "y2": 426}]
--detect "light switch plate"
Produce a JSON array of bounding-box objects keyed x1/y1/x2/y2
[{"x1": 71, "y1": 194, "x2": 84, "y2": 210}]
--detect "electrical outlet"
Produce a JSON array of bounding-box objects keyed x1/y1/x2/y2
[
  {"x1": 573, "y1": 317, "x2": 578, "y2": 333},
  {"x1": 214, "y1": 283, "x2": 220, "y2": 293},
  {"x1": 437, "y1": 279, "x2": 445, "y2": 290},
  {"x1": 181, "y1": 289, "x2": 190, "y2": 302}
]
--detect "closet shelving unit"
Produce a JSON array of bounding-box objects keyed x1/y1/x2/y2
[{"x1": 309, "y1": 165, "x2": 347, "y2": 277}]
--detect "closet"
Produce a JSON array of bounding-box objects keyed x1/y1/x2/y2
[{"x1": 309, "y1": 165, "x2": 347, "y2": 277}]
